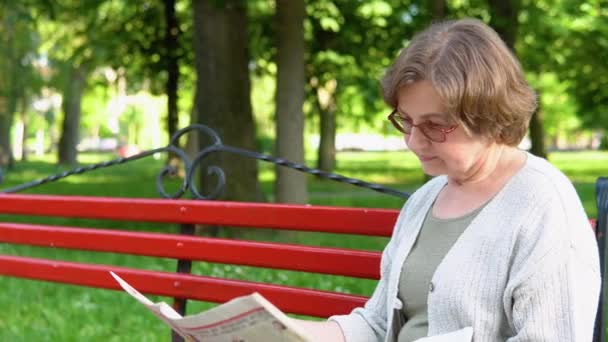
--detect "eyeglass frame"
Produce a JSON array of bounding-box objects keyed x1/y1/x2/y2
[{"x1": 387, "y1": 109, "x2": 458, "y2": 143}]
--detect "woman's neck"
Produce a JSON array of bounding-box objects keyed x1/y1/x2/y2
[
  {"x1": 434, "y1": 147, "x2": 526, "y2": 219},
  {"x1": 448, "y1": 145, "x2": 523, "y2": 188}
]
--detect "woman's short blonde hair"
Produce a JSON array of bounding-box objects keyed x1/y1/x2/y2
[{"x1": 381, "y1": 18, "x2": 537, "y2": 146}]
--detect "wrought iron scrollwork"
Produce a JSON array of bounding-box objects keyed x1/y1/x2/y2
[{"x1": 0, "y1": 124, "x2": 411, "y2": 200}]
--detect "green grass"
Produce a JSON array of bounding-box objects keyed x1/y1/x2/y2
[{"x1": 1, "y1": 150, "x2": 607, "y2": 341}]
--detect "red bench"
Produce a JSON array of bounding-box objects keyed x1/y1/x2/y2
[
  {"x1": 0, "y1": 194, "x2": 395, "y2": 319},
  {"x1": 0, "y1": 192, "x2": 604, "y2": 341}
]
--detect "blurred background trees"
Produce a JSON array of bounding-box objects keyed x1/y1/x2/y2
[{"x1": 0, "y1": 0, "x2": 606, "y2": 202}]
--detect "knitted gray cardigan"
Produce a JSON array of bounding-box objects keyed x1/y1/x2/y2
[{"x1": 330, "y1": 153, "x2": 601, "y2": 341}]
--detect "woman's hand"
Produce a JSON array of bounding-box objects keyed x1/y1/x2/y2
[{"x1": 290, "y1": 318, "x2": 346, "y2": 341}]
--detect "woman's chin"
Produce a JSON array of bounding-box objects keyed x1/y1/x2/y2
[
  {"x1": 421, "y1": 166, "x2": 442, "y2": 176},
  {"x1": 420, "y1": 160, "x2": 444, "y2": 176}
]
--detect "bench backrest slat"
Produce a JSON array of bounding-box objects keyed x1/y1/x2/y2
[
  {"x1": 0, "y1": 223, "x2": 381, "y2": 279},
  {"x1": 0, "y1": 194, "x2": 397, "y2": 236},
  {"x1": 0, "y1": 256, "x2": 366, "y2": 317}
]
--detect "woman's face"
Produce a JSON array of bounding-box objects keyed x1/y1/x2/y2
[{"x1": 396, "y1": 80, "x2": 492, "y2": 180}]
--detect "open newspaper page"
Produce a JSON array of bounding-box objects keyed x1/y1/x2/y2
[{"x1": 110, "y1": 272, "x2": 313, "y2": 342}]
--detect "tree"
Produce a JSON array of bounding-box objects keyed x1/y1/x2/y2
[
  {"x1": 306, "y1": 0, "x2": 419, "y2": 172},
  {"x1": 0, "y1": 2, "x2": 41, "y2": 168},
  {"x1": 164, "y1": 0, "x2": 181, "y2": 141},
  {"x1": 57, "y1": 64, "x2": 87, "y2": 165},
  {"x1": 274, "y1": 0, "x2": 307, "y2": 204},
  {"x1": 565, "y1": 2, "x2": 608, "y2": 132},
  {"x1": 92, "y1": 0, "x2": 193, "y2": 148},
  {"x1": 531, "y1": 0, "x2": 608, "y2": 135},
  {"x1": 431, "y1": 0, "x2": 449, "y2": 20},
  {"x1": 39, "y1": 1, "x2": 113, "y2": 165},
  {"x1": 488, "y1": 0, "x2": 547, "y2": 158},
  {"x1": 42, "y1": 1, "x2": 190, "y2": 164},
  {"x1": 192, "y1": 0, "x2": 263, "y2": 201},
  {"x1": 306, "y1": 0, "x2": 340, "y2": 172}
]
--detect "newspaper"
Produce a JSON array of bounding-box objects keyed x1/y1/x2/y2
[
  {"x1": 415, "y1": 327, "x2": 473, "y2": 342},
  {"x1": 109, "y1": 272, "x2": 313, "y2": 342}
]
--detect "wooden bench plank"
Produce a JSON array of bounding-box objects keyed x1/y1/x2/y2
[
  {"x1": 0, "y1": 256, "x2": 366, "y2": 318},
  {"x1": 0, "y1": 194, "x2": 398, "y2": 236},
  {"x1": 0, "y1": 223, "x2": 381, "y2": 279}
]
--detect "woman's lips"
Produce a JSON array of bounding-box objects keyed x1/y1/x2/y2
[{"x1": 419, "y1": 155, "x2": 437, "y2": 162}]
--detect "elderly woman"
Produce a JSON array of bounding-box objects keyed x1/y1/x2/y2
[{"x1": 295, "y1": 18, "x2": 600, "y2": 341}]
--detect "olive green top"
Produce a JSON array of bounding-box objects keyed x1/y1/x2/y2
[{"x1": 397, "y1": 204, "x2": 485, "y2": 342}]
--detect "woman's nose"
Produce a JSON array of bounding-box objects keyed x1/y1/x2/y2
[{"x1": 405, "y1": 126, "x2": 429, "y2": 149}]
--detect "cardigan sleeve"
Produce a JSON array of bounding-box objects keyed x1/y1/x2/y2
[
  {"x1": 506, "y1": 248, "x2": 600, "y2": 341},
  {"x1": 504, "y1": 194, "x2": 600, "y2": 341}
]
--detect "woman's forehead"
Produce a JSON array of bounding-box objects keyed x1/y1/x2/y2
[{"x1": 396, "y1": 81, "x2": 447, "y2": 118}]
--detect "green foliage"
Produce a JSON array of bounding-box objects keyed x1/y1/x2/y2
[
  {"x1": 251, "y1": 73, "x2": 277, "y2": 139},
  {"x1": 527, "y1": 73, "x2": 581, "y2": 146},
  {"x1": 80, "y1": 83, "x2": 111, "y2": 134},
  {"x1": 7, "y1": 0, "x2": 604, "y2": 161},
  {"x1": 519, "y1": 0, "x2": 608, "y2": 130},
  {"x1": 0, "y1": 2, "x2": 44, "y2": 106},
  {"x1": 301, "y1": 0, "x2": 419, "y2": 134},
  {"x1": 600, "y1": 134, "x2": 608, "y2": 151}
]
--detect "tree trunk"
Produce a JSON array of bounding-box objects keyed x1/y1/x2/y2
[
  {"x1": 58, "y1": 65, "x2": 86, "y2": 165},
  {"x1": 185, "y1": 87, "x2": 200, "y2": 159},
  {"x1": 274, "y1": 0, "x2": 307, "y2": 204},
  {"x1": 0, "y1": 68, "x2": 19, "y2": 169},
  {"x1": 529, "y1": 93, "x2": 548, "y2": 158},
  {"x1": 20, "y1": 95, "x2": 28, "y2": 161},
  {"x1": 431, "y1": 0, "x2": 448, "y2": 20},
  {"x1": 0, "y1": 26, "x2": 20, "y2": 169},
  {"x1": 488, "y1": 0, "x2": 518, "y2": 48},
  {"x1": 316, "y1": 79, "x2": 337, "y2": 172},
  {"x1": 0, "y1": 109, "x2": 14, "y2": 169},
  {"x1": 0, "y1": 80, "x2": 19, "y2": 169},
  {"x1": 192, "y1": 0, "x2": 263, "y2": 202},
  {"x1": 488, "y1": 0, "x2": 547, "y2": 158},
  {"x1": 0, "y1": 8, "x2": 15, "y2": 169},
  {"x1": 164, "y1": 0, "x2": 180, "y2": 142},
  {"x1": 310, "y1": 18, "x2": 338, "y2": 173}
]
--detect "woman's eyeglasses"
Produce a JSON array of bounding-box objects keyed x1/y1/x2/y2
[{"x1": 387, "y1": 109, "x2": 457, "y2": 143}]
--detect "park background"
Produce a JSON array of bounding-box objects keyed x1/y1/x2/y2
[{"x1": 1, "y1": 0, "x2": 607, "y2": 340}]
